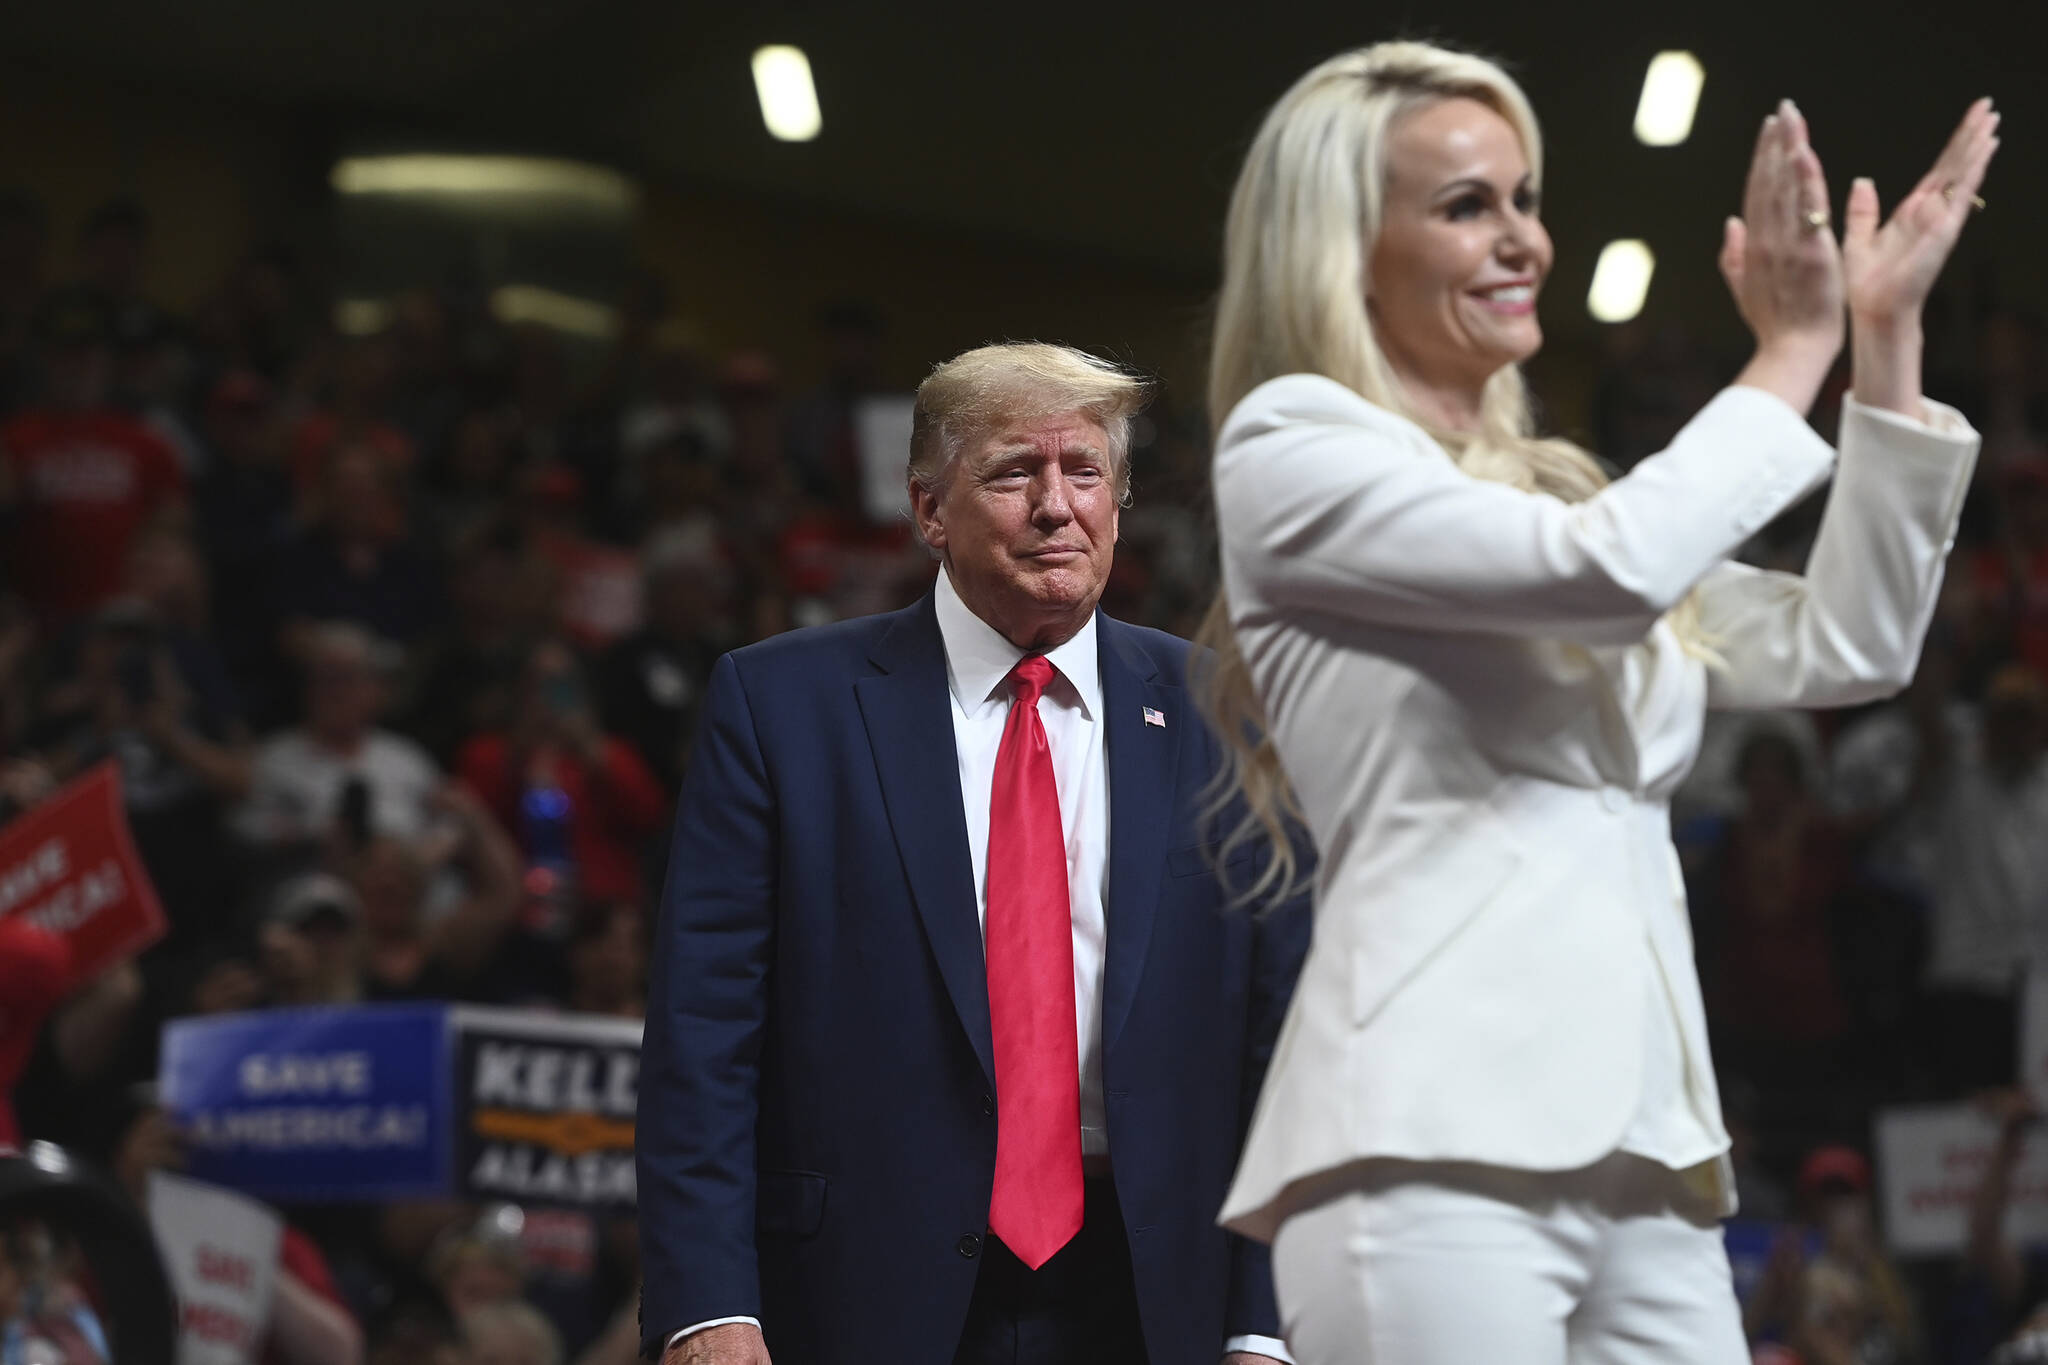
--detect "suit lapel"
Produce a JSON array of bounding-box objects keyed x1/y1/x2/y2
[
  {"x1": 1098, "y1": 617, "x2": 1179, "y2": 1057},
  {"x1": 854, "y1": 596, "x2": 996, "y2": 1086}
]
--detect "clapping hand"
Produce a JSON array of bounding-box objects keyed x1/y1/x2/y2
[
  {"x1": 1844, "y1": 98, "x2": 1999, "y2": 326},
  {"x1": 1842, "y1": 98, "x2": 1999, "y2": 416},
  {"x1": 1720, "y1": 100, "x2": 1846, "y2": 415}
]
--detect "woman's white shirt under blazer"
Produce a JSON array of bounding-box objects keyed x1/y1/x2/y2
[{"x1": 1213, "y1": 373, "x2": 1980, "y2": 1244}]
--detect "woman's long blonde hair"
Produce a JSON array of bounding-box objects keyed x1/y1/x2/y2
[{"x1": 1195, "y1": 41, "x2": 1707, "y2": 906}]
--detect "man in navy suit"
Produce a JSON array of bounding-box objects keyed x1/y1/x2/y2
[{"x1": 637, "y1": 343, "x2": 1308, "y2": 1365}]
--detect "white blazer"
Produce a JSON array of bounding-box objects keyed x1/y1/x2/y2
[{"x1": 1212, "y1": 374, "x2": 1979, "y2": 1243}]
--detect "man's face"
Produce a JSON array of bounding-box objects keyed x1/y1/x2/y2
[{"x1": 912, "y1": 411, "x2": 1119, "y2": 650}]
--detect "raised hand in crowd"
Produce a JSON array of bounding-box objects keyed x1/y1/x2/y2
[{"x1": 1968, "y1": 1085, "x2": 2042, "y2": 1309}]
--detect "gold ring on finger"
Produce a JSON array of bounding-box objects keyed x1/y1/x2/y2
[{"x1": 1802, "y1": 209, "x2": 1831, "y2": 233}]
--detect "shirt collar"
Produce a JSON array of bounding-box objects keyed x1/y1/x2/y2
[{"x1": 933, "y1": 565, "x2": 1100, "y2": 721}]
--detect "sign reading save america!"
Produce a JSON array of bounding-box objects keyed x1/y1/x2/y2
[
  {"x1": 0, "y1": 761, "x2": 167, "y2": 978},
  {"x1": 452, "y1": 1006, "x2": 641, "y2": 1207},
  {"x1": 158, "y1": 1003, "x2": 643, "y2": 1208},
  {"x1": 160, "y1": 1003, "x2": 453, "y2": 1201}
]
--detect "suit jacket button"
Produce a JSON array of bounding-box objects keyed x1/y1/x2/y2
[
  {"x1": 981, "y1": 1094, "x2": 995, "y2": 1116},
  {"x1": 958, "y1": 1234, "x2": 982, "y2": 1259}
]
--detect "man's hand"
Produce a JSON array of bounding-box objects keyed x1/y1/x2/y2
[{"x1": 663, "y1": 1323, "x2": 772, "y2": 1365}]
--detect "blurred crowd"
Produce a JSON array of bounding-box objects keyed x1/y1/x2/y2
[{"x1": 0, "y1": 185, "x2": 2046, "y2": 1364}]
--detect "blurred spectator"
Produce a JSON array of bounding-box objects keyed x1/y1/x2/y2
[
  {"x1": 1957, "y1": 1088, "x2": 2048, "y2": 1363},
  {"x1": 563, "y1": 902, "x2": 646, "y2": 1020},
  {"x1": 193, "y1": 244, "x2": 310, "y2": 383},
  {"x1": 784, "y1": 301, "x2": 883, "y2": 506},
  {"x1": 237, "y1": 623, "x2": 439, "y2": 855},
  {"x1": 1969, "y1": 459, "x2": 2048, "y2": 681},
  {"x1": 290, "y1": 333, "x2": 414, "y2": 503},
  {"x1": 461, "y1": 1300, "x2": 562, "y2": 1365},
  {"x1": 28, "y1": 588, "x2": 251, "y2": 939},
  {"x1": 1, "y1": 290, "x2": 187, "y2": 626},
  {"x1": 72, "y1": 198, "x2": 168, "y2": 348},
  {"x1": 1747, "y1": 1146, "x2": 1922, "y2": 1365},
  {"x1": 424, "y1": 407, "x2": 520, "y2": 551},
  {"x1": 593, "y1": 525, "x2": 731, "y2": 792},
  {"x1": 268, "y1": 442, "x2": 443, "y2": 659},
  {"x1": 1915, "y1": 665, "x2": 2048, "y2": 1091},
  {"x1": 363, "y1": 1290, "x2": 465, "y2": 1365},
  {"x1": 506, "y1": 464, "x2": 640, "y2": 651},
  {"x1": 106, "y1": 1106, "x2": 365, "y2": 1365},
  {"x1": 0, "y1": 919, "x2": 75, "y2": 1148},
  {"x1": 456, "y1": 640, "x2": 666, "y2": 911},
  {"x1": 257, "y1": 873, "x2": 367, "y2": 1006},
  {"x1": 350, "y1": 784, "x2": 522, "y2": 1001},
  {"x1": 1694, "y1": 731, "x2": 1855, "y2": 1083},
  {"x1": 384, "y1": 290, "x2": 468, "y2": 463},
  {"x1": 612, "y1": 318, "x2": 732, "y2": 527},
  {"x1": 407, "y1": 525, "x2": 558, "y2": 766},
  {"x1": 0, "y1": 1219, "x2": 109, "y2": 1364},
  {"x1": 621, "y1": 419, "x2": 720, "y2": 549},
  {"x1": 428, "y1": 1221, "x2": 524, "y2": 1320},
  {"x1": 194, "y1": 367, "x2": 297, "y2": 723}
]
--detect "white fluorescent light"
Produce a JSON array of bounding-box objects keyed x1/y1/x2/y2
[
  {"x1": 1634, "y1": 51, "x2": 1704, "y2": 147},
  {"x1": 334, "y1": 298, "x2": 394, "y2": 336},
  {"x1": 752, "y1": 45, "x2": 822, "y2": 142},
  {"x1": 1587, "y1": 240, "x2": 1655, "y2": 323},
  {"x1": 329, "y1": 155, "x2": 638, "y2": 212},
  {"x1": 490, "y1": 284, "x2": 619, "y2": 339}
]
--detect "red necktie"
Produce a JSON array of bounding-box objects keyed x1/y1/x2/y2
[{"x1": 984, "y1": 654, "x2": 1084, "y2": 1269}]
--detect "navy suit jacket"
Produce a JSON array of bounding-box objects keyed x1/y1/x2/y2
[{"x1": 637, "y1": 594, "x2": 1309, "y2": 1363}]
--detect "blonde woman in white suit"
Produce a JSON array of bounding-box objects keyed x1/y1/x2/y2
[{"x1": 1196, "y1": 41, "x2": 1998, "y2": 1365}]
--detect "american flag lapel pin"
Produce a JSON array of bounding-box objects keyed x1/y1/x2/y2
[{"x1": 1142, "y1": 706, "x2": 1166, "y2": 728}]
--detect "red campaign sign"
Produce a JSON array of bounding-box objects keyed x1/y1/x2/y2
[{"x1": 0, "y1": 761, "x2": 167, "y2": 978}]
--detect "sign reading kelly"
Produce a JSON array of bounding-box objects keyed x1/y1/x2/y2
[
  {"x1": 159, "y1": 1004, "x2": 452, "y2": 1201},
  {"x1": 452, "y1": 1006, "x2": 641, "y2": 1208},
  {"x1": 0, "y1": 761, "x2": 167, "y2": 978}
]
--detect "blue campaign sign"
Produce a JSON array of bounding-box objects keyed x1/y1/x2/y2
[{"x1": 159, "y1": 1003, "x2": 453, "y2": 1202}]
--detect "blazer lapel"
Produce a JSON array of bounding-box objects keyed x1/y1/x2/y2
[
  {"x1": 854, "y1": 596, "x2": 996, "y2": 1086},
  {"x1": 1098, "y1": 616, "x2": 1179, "y2": 1057}
]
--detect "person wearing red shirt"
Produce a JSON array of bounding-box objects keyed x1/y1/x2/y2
[
  {"x1": 456, "y1": 639, "x2": 666, "y2": 909},
  {"x1": 1, "y1": 292, "x2": 184, "y2": 625},
  {"x1": 0, "y1": 916, "x2": 76, "y2": 1149}
]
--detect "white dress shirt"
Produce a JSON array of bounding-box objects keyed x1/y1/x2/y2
[{"x1": 673, "y1": 569, "x2": 1292, "y2": 1361}]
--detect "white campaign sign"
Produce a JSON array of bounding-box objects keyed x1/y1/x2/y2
[
  {"x1": 148, "y1": 1171, "x2": 283, "y2": 1365},
  {"x1": 854, "y1": 393, "x2": 916, "y2": 525},
  {"x1": 1874, "y1": 1104, "x2": 2048, "y2": 1255}
]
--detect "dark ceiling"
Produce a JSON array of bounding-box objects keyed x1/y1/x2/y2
[{"x1": 3, "y1": 0, "x2": 2038, "y2": 342}]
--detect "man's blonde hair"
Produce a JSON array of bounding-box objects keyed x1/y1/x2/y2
[{"x1": 908, "y1": 342, "x2": 1152, "y2": 501}]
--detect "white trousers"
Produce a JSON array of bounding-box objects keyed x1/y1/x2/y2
[{"x1": 1270, "y1": 1153, "x2": 1748, "y2": 1365}]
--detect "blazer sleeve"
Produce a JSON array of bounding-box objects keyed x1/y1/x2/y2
[
  {"x1": 637, "y1": 652, "x2": 778, "y2": 1355},
  {"x1": 1213, "y1": 378, "x2": 1836, "y2": 644},
  {"x1": 1701, "y1": 396, "x2": 1979, "y2": 711}
]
